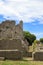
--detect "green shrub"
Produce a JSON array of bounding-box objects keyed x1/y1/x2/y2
[
  {"x1": 32, "y1": 40, "x2": 40, "y2": 52},
  {"x1": 40, "y1": 38, "x2": 43, "y2": 43}
]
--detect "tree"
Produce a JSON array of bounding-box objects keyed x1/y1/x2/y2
[
  {"x1": 32, "y1": 40, "x2": 40, "y2": 51},
  {"x1": 40, "y1": 38, "x2": 43, "y2": 43},
  {"x1": 23, "y1": 31, "x2": 36, "y2": 45}
]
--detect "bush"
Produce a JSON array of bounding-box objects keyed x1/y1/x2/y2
[
  {"x1": 32, "y1": 40, "x2": 40, "y2": 52},
  {"x1": 23, "y1": 31, "x2": 36, "y2": 45},
  {"x1": 40, "y1": 38, "x2": 43, "y2": 43}
]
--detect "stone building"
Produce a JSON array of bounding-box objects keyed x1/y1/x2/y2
[{"x1": 0, "y1": 20, "x2": 28, "y2": 60}]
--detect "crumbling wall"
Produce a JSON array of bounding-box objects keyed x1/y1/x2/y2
[
  {"x1": 0, "y1": 50, "x2": 23, "y2": 60},
  {"x1": 0, "y1": 20, "x2": 29, "y2": 59},
  {"x1": 0, "y1": 39, "x2": 23, "y2": 59},
  {"x1": 0, "y1": 39, "x2": 23, "y2": 50},
  {"x1": 0, "y1": 20, "x2": 23, "y2": 39},
  {"x1": 33, "y1": 52, "x2": 43, "y2": 61}
]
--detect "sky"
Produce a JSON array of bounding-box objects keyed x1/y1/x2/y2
[{"x1": 0, "y1": 0, "x2": 43, "y2": 40}]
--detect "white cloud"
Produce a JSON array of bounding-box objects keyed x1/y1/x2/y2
[
  {"x1": 0, "y1": 0, "x2": 43, "y2": 23},
  {"x1": 38, "y1": 16, "x2": 43, "y2": 24},
  {"x1": 33, "y1": 32, "x2": 43, "y2": 40}
]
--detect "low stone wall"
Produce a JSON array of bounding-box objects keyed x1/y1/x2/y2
[
  {"x1": 0, "y1": 50, "x2": 23, "y2": 60},
  {"x1": 33, "y1": 52, "x2": 43, "y2": 61},
  {"x1": 0, "y1": 39, "x2": 29, "y2": 59},
  {"x1": 0, "y1": 39, "x2": 23, "y2": 60}
]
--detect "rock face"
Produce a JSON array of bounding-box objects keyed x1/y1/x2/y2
[{"x1": 0, "y1": 20, "x2": 28, "y2": 60}]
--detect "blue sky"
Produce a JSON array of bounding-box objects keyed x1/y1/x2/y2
[{"x1": 0, "y1": 0, "x2": 43, "y2": 40}]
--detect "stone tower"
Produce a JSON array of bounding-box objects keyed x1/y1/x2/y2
[{"x1": 19, "y1": 20, "x2": 23, "y2": 30}]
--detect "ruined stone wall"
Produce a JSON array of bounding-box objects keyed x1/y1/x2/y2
[
  {"x1": 15, "y1": 25, "x2": 23, "y2": 39},
  {"x1": 0, "y1": 20, "x2": 15, "y2": 39},
  {"x1": 32, "y1": 43, "x2": 43, "y2": 61},
  {"x1": 0, "y1": 39, "x2": 23, "y2": 50},
  {"x1": 0, "y1": 39, "x2": 27, "y2": 59},
  {"x1": 0, "y1": 20, "x2": 23, "y2": 39},
  {"x1": 0, "y1": 20, "x2": 29, "y2": 59},
  {"x1": 33, "y1": 52, "x2": 43, "y2": 61},
  {"x1": 0, "y1": 50, "x2": 23, "y2": 60}
]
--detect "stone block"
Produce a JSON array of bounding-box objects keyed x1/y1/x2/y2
[{"x1": 33, "y1": 52, "x2": 43, "y2": 61}]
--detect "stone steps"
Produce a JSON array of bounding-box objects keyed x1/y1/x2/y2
[{"x1": 0, "y1": 57, "x2": 5, "y2": 60}]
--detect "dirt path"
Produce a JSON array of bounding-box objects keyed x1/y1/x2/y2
[{"x1": 23, "y1": 57, "x2": 33, "y2": 61}]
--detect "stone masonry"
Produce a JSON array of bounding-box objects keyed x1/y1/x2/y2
[
  {"x1": 0, "y1": 20, "x2": 28, "y2": 60},
  {"x1": 0, "y1": 20, "x2": 23, "y2": 39},
  {"x1": 32, "y1": 43, "x2": 43, "y2": 61}
]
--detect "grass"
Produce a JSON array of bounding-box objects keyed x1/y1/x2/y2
[{"x1": 0, "y1": 58, "x2": 43, "y2": 65}]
